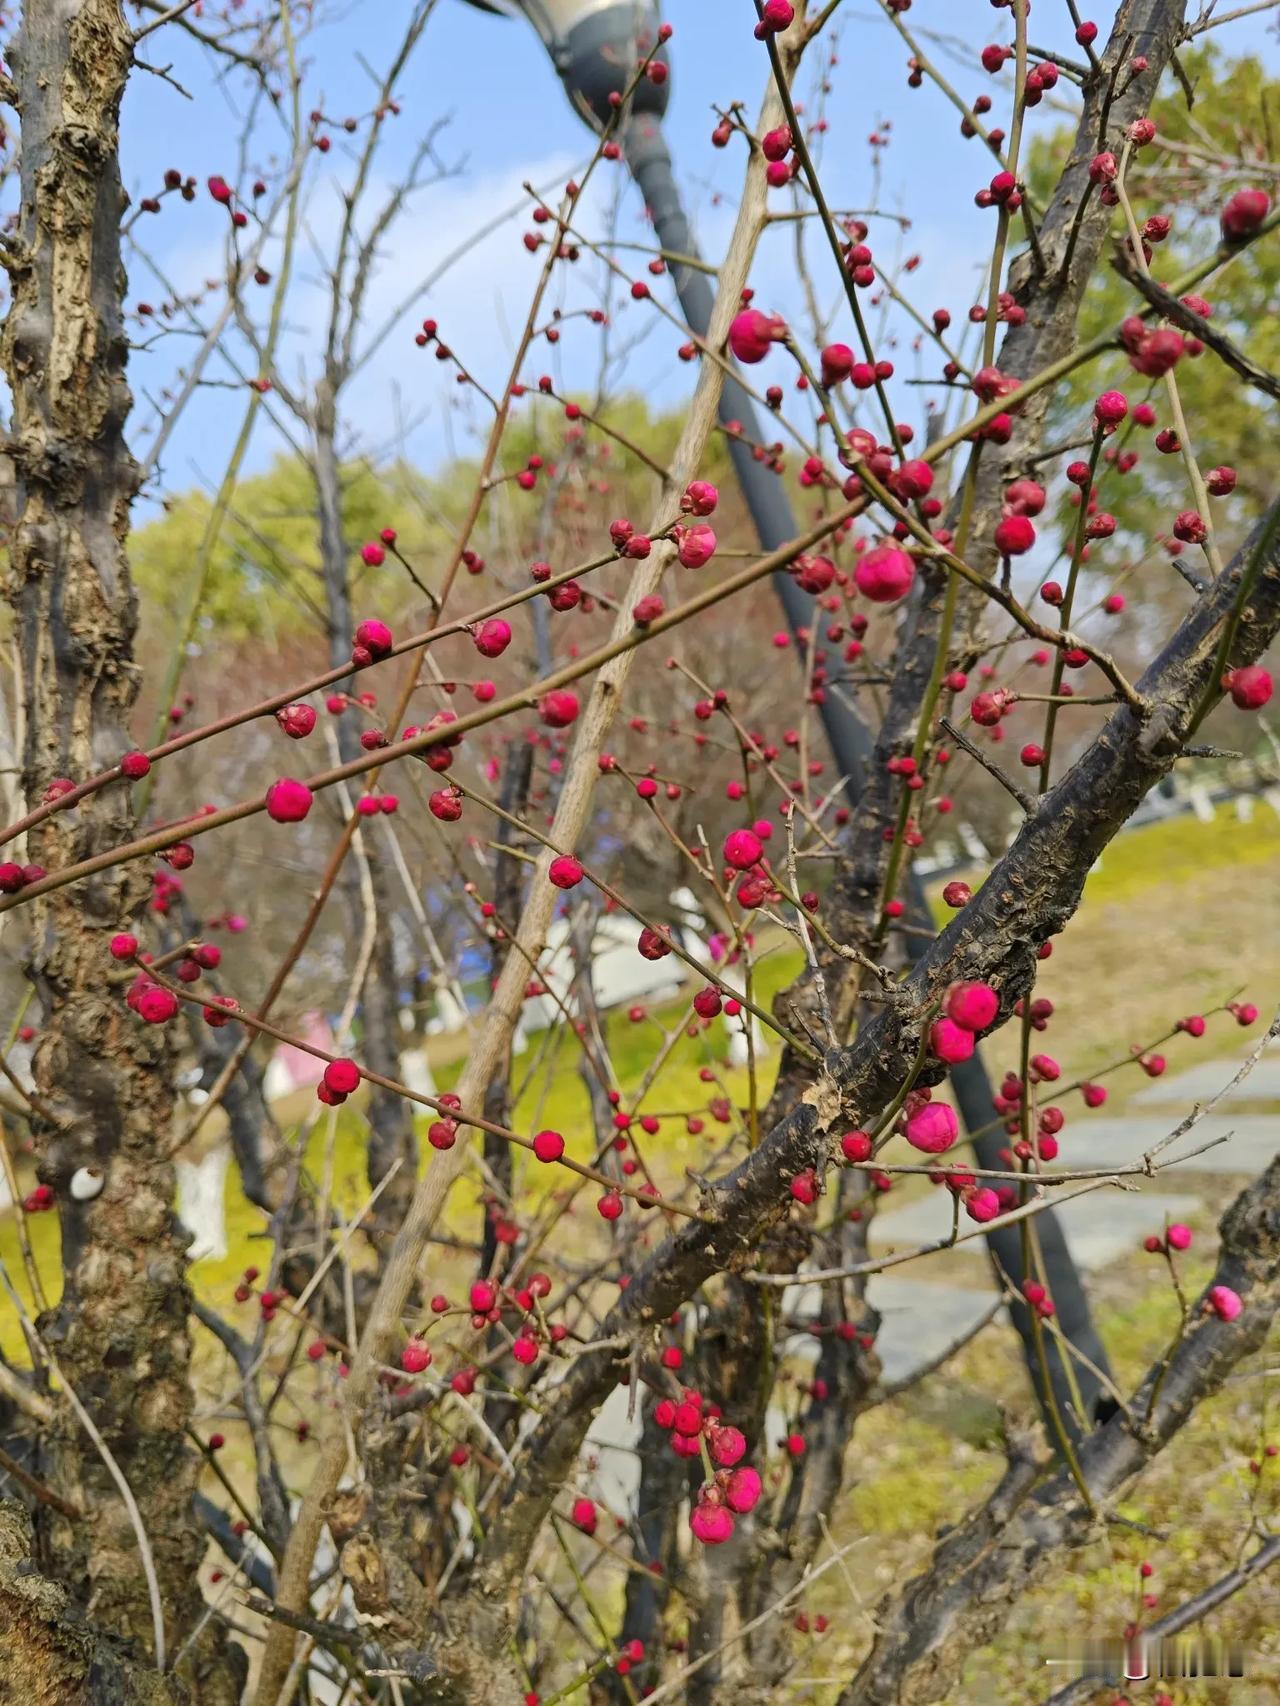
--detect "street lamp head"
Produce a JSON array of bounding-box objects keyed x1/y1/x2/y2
[{"x1": 459, "y1": 0, "x2": 669, "y2": 128}]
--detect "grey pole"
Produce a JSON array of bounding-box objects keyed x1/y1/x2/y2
[
  {"x1": 623, "y1": 116, "x2": 1112, "y2": 1433},
  {"x1": 454, "y1": 0, "x2": 1112, "y2": 1435}
]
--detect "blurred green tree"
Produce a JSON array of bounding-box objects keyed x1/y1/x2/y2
[{"x1": 1026, "y1": 47, "x2": 1278, "y2": 571}]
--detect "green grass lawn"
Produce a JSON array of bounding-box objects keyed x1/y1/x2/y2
[
  {"x1": 1078, "y1": 795, "x2": 1280, "y2": 902},
  {"x1": 0, "y1": 917, "x2": 808, "y2": 1359},
  {"x1": 4, "y1": 797, "x2": 1278, "y2": 1361},
  {"x1": 3, "y1": 799, "x2": 1278, "y2": 1699}
]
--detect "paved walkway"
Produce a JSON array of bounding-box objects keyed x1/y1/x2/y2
[
  {"x1": 579, "y1": 1049, "x2": 1275, "y2": 1514},
  {"x1": 864, "y1": 1041, "x2": 1277, "y2": 1386},
  {"x1": 869, "y1": 1185, "x2": 1198, "y2": 1271}
]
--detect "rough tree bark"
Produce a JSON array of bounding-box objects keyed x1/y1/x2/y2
[
  {"x1": 664, "y1": 6, "x2": 1193, "y2": 1688},
  {"x1": 0, "y1": 1497, "x2": 176, "y2": 1705},
  {"x1": 463, "y1": 499, "x2": 1280, "y2": 1608},
  {"x1": 0, "y1": 2, "x2": 238, "y2": 1694},
  {"x1": 840, "y1": 1140, "x2": 1280, "y2": 1706}
]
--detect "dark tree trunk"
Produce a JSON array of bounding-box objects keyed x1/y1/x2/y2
[
  {"x1": 0, "y1": 2, "x2": 239, "y2": 1693},
  {"x1": 480, "y1": 742, "x2": 533, "y2": 1276},
  {"x1": 840, "y1": 1145, "x2": 1280, "y2": 1706},
  {"x1": 166, "y1": 892, "x2": 288, "y2": 1214},
  {"x1": 314, "y1": 385, "x2": 416, "y2": 1230}
]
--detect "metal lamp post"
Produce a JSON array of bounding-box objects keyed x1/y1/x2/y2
[
  {"x1": 459, "y1": 0, "x2": 670, "y2": 123},
  {"x1": 459, "y1": 0, "x2": 1112, "y2": 1434}
]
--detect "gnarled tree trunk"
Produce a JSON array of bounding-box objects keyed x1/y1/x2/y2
[{"x1": 0, "y1": 2, "x2": 238, "y2": 1694}]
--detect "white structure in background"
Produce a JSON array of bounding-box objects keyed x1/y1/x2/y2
[
  {"x1": 725, "y1": 981, "x2": 765, "y2": 1068},
  {"x1": 1189, "y1": 783, "x2": 1216, "y2": 823},
  {"x1": 520, "y1": 909, "x2": 686, "y2": 1033},
  {"x1": 429, "y1": 987, "x2": 469, "y2": 1034},
  {"x1": 176, "y1": 1144, "x2": 230, "y2": 1261},
  {"x1": 398, "y1": 1044, "x2": 438, "y2": 1100},
  {"x1": 669, "y1": 887, "x2": 766, "y2": 1068},
  {"x1": 914, "y1": 819, "x2": 989, "y2": 875},
  {"x1": 417, "y1": 888, "x2": 768, "y2": 1067},
  {"x1": 3, "y1": 1037, "x2": 35, "y2": 1093},
  {"x1": 263, "y1": 1012, "x2": 334, "y2": 1102},
  {"x1": 176, "y1": 1014, "x2": 333, "y2": 1265},
  {"x1": 169, "y1": 1064, "x2": 232, "y2": 1261}
]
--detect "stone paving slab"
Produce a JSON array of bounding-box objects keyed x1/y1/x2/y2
[
  {"x1": 1056, "y1": 1113, "x2": 1276, "y2": 1173},
  {"x1": 869, "y1": 1185, "x2": 1198, "y2": 1271},
  {"x1": 1132, "y1": 1056, "x2": 1280, "y2": 1108},
  {"x1": 772, "y1": 1277, "x2": 1003, "y2": 1388},
  {"x1": 866, "y1": 1278, "x2": 1004, "y2": 1385}
]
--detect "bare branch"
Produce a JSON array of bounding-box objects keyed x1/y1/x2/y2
[
  {"x1": 940, "y1": 715, "x2": 1038, "y2": 812},
  {"x1": 841, "y1": 1146, "x2": 1280, "y2": 1705}
]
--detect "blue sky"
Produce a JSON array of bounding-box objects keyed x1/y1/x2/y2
[{"x1": 114, "y1": 0, "x2": 1279, "y2": 510}]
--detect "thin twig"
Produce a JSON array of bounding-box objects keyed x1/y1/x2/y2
[
  {"x1": 639, "y1": 1538, "x2": 871, "y2": 1704},
  {"x1": 0, "y1": 1358, "x2": 54, "y2": 1425},
  {"x1": 1112, "y1": 247, "x2": 1280, "y2": 401},
  {"x1": 131, "y1": 0, "x2": 203, "y2": 45},
  {"x1": 0, "y1": 1442, "x2": 82, "y2": 1518},
  {"x1": 941, "y1": 717, "x2": 1038, "y2": 813}
]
